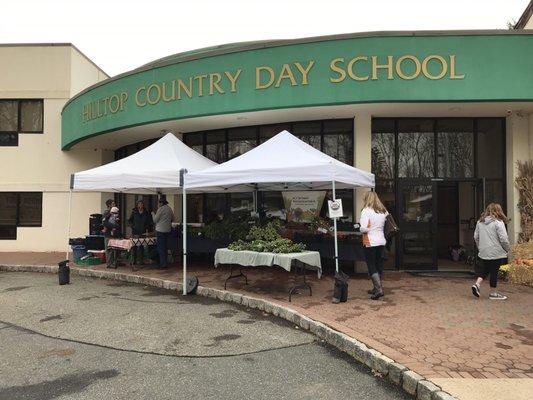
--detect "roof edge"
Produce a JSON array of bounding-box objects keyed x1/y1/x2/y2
[
  {"x1": 62, "y1": 29, "x2": 533, "y2": 111},
  {"x1": 0, "y1": 42, "x2": 109, "y2": 78},
  {"x1": 515, "y1": 0, "x2": 533, "y2": 29}
]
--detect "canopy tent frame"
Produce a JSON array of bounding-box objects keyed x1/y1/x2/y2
[
  {"x1": 181, "y1": 131, "x2": 375, "y2": 295},
  {"x1": 66, "y1": 134, "x2": 216, "y2": 287}
]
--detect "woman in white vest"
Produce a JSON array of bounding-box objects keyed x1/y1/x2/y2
[{"x1": 359, "y1": 191, "x2": 388, "y2": 300}]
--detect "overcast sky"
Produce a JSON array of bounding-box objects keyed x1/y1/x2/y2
[{"x1": 1, "y1": 0, "x2": 529, "y2": 76}]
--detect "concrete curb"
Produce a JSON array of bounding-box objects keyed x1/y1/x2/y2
[{"x1": 1, "y1": 264, "x2": 457, "y2": 400}]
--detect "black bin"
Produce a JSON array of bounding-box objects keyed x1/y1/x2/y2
[
  {"x1": 332, "y1": 270, "x2": 349, "y2": 303},
  {"x1": 86, "y1": 235, "x2": 105, "y2": 251},
  {"x1": 89, "y1": 213, "x2": 103, "y2": 236},
  {"x1": 58, "y1": 260, "x2": 70, "y2": 285}
]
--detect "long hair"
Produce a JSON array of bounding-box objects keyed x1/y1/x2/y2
[
  {"x1": 479, "y1": 203, "x2": 508, "y2": 224},
  {"x1": 362, "y1": 191, "x2": 387, "y2": 214}
]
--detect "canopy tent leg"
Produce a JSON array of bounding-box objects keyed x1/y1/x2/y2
[
  {"x1": 182, "y1": 186, "x2": 187, "y2": 295},
  {"x1": 66, "y1": 189, "x2": 73, "y2": 261},
  {"x1": 332, "y1": 180, "x2": 339, "y2": 273}
]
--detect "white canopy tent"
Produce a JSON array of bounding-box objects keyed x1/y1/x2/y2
[
  {"x1": 182, "y1": 131, "x2": 375, "y2": 294},
  {"x1": 71, "y1": 133, "x2": 216, "y2": 194},
  {"x1": 67, "y1": 133, "x2": 216, "y2": 285}
]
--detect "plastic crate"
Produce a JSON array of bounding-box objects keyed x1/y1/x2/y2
[
  {"x1": 77, "y1": 257, "x2": 103, "y2": 266},
  {"x1": 71, "y1": 245, "x2": 87, "y2": 262}
]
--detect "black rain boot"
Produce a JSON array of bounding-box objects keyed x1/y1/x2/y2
[
  {"x1": 370, "y1": 273, "x2": 384, "y2": 300},
  {"x1": 332, "y1": 281, "x2": 342, "y2": 303}
]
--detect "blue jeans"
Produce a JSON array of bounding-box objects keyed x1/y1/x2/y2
[{"x1": 156, "y1": 231, "x2": 169, "y2": 268}]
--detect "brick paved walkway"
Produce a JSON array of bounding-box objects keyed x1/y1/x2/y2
[{"x1": 1, "y1": 252, "x2": 532, "y2": 383}]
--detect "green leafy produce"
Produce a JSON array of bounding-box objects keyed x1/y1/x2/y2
[
  {"x1": 228, "y1": 221, "x2": 306, "y2": 253},
  {"x1": 201, "y1": 212, "x2": 251, "y2": 240}
]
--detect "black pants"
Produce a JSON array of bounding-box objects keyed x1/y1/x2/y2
[
  {"x1": 364, "y1": 246, "x2": 384, "y2": 276},
  {"x1": 477, "y1": 258, "x2": 507, "y2": 288},
  {"x1": 156, "y1": 231, "x2": 170, "y2": 268}
]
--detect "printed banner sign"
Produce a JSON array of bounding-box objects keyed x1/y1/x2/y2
[
  {"x1": 282, "y1": 191, "x2": 326, "y2": 223},
  {"x1": 328, "y1": 199, "x2": 343, "y2": 219}
]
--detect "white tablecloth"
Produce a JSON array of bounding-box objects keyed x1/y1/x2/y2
[{"x1": 214, "y1": 248, "x2": 322, "y2": 278}]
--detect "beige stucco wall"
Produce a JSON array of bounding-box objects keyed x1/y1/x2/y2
[
  {"x1": 506, "y1": 113, "x2": 533, "y2": 247},
  {"x1": 70, "y1": 47, "x2": 109, "y2": 97},
  {"x1": 0, "y1": 45, "x2": 108, "y2": 252}
]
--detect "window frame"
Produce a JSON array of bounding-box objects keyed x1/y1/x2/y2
[
  {"x1": 182, "y1": 119, "x2": 355, "y2": 222},
  {"x1": 18, "y1": 99, "x2": 44, "y2": 134},
  {"x1": 0, "y1": 99, "x2": 44, "y2": 147},
  {"x1": 0, "y1": 192, "x2": 43, "y2": 240}
]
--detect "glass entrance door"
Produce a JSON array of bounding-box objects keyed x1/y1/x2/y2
[{"x1": 397, "y1": 180, "x2": 437, "y2": 269}]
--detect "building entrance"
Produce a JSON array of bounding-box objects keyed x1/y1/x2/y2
[
  {"x1": 397, "y1": 178, "x2": 485, "y2": 270},
  {"x1": 372, "y1": 117, "x2": 506, "y2": 270}
]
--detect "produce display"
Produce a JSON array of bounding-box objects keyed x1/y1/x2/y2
[{"x1": 228, "y1": 221, "x2": 306, "y2": 253}]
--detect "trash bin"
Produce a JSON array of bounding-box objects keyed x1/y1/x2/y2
[
  {"x1": 58, "y1": 260, "x2": 70, "y2": 285},
  {"x1": 71, "y1": 245, "x2": 87, "y2": 262},
  {"x1": 332, "y1": 270, "x2": 349, "y2": 303}
]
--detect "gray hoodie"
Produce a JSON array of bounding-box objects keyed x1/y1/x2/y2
[
  {"x1": 474, "y1": 217, "x2": 510, "y2": 260},
  {"x1": 153, "y1": 204, "x2": 174, "y2": 233}
]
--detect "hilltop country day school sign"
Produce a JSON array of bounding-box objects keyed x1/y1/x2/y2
[
  {"x1": 62, "y1": 33, "x2": 533, "y2": 149},
  {"x1": 82, "y1": 54, "x2": 466, "y2": 122}
]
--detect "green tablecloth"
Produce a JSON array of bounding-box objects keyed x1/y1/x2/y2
[{"x1": 214, "y1": 248, "x2": 322, "y2": 278}]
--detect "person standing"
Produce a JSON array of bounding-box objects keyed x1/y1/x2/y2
[
  {"x1": 104, "y1": 206, "x2": 122, "y2": 267},
  {"x1": 102, "y1": 199, "x2": 115, "y2": 266},
  {"x1": 128, "y1": 200, "x2": 154, "y2": 264},
  {"x1": 471, "y1": 203, "x2": 510, "y2": 300},
  {"x1": 153, "y1": 197, "x2": 174, "y2": 269},
  {"x1": 359, "y1": 191, "x2": 388, "y2": 300}
]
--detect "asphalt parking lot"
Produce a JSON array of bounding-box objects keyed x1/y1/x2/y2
[{"x1": 0, "y1": 272, "x2": 409, "y2": 399}]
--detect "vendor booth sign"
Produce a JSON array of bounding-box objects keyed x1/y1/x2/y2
[
  {"x1": 328, "y1": 199, "x2": 343, "y2": 219},
  {"x1": 283, "y1": 191, "x2": 325, "y2": 223}
]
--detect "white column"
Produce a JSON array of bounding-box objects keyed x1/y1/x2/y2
[
  {"x1": 506, "y1": 113, "x2": 533, "y2": 246},
  {"x1": 354, "y1": 113, "x2": 372, "y2": 272}
]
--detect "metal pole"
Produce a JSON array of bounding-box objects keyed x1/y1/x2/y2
[
  {"x1": 182, "y1": 187, "x2": 187, "y2": 296},
  {"x1": 66, "y1": 189, "x2": 73, "y2": 260},
  {"x1": 179, "y1": 169, "x2": 188, "y2": 296},
  {"x1": 332, "y1": 180, "x2": 339, "y2": 273}
]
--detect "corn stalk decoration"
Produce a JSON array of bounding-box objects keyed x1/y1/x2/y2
[{"x1": 515, "y1": 160, "x2": 533, "y2": 243}]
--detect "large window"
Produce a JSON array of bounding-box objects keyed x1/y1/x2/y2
[
  {"x1": 437, "y1": 119, "x2": 474, "y2": 178},
  {"x1": 372, "y1": 117, "x2": 506, "y2": 270},
  {"x1": 0, "y1": 100, "x2": 44, "y2": 146},
  {"x1": 0, "y1": 192, "x2": 43, "y2": 239},
  {"x1": 372, "y1": 117, "x2": 506, "y2": 214},
  {"x1": 184, "y1": 119, "x2": 353, "y2": 164},
  {"x1": 398, "y1": 119, "x2": 435, "y2": 178},
  {"x1": 183, "y1": 119, "x2": 355, "y2": 222}
]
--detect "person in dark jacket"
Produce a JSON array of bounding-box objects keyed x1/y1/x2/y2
[
  {"x1": 128, "y1": 200, "x2": 153, "y2": 236},
  {"x1": 128, "y1": 200, "x2": 153, "y2": 264}
]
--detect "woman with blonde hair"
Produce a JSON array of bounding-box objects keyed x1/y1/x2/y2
[
  {"x1": 471, "y1": 203, "x2": 510, "y2": 300},
  {"x1": 359, "y1": 191, "x2": 388, "y2": 300}
]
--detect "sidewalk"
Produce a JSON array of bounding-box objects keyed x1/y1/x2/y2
[{"x1": 1, "y1": 252, "x2": 532, "y2": 400}]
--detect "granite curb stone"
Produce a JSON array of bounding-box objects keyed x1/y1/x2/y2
[
  {"x1": 432, "y1": 391, "x2": 456, "y2": 400},
  {"x1": 388, "y1": 362, "x2": 408, "y2": 385},
  {"x1": 417, "y1": 380, "x2": 442, "y2": 400},
  {"x1": 0, "y1": 264, "x2": 458, "y2": 400},
  {"x1": 403, "y1": 370, "x2": 425, "y2": 395}
]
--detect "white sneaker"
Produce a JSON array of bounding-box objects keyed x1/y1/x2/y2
[{"x1": 489, "y1": 293, "x2": 507, "y2": 300}]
